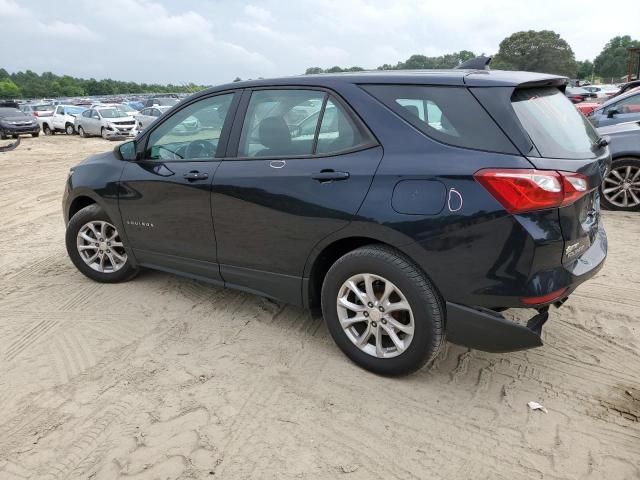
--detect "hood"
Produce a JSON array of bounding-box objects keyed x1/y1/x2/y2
[{"x1": 79, "y1": 150, "x2": 115, "y2": 166}]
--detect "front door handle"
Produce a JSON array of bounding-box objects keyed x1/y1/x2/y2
[
  {"x1": 183, "y1": 171, "x2": 209, "y2": 181},
  {"x1": 311, "y1": 170, "x2": 350, "y2": 183}
]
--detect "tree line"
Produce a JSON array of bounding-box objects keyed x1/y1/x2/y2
[
  {"x1": 305, "y1": 32, "x2": 639, "y2": 82},
  {"x1": 0, "y1": 68, "x2": 208, "y2": 100}
]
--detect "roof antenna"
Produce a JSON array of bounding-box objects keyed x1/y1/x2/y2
[{"x1": 456, "y1": 56, "x2": 492, "y2": 70}]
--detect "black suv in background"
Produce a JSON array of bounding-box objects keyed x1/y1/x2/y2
[{"x1": 63, "y1": 69, "x2": 609, "y2": 375}]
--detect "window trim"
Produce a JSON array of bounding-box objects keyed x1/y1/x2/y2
[
  {"x1": 137, "y1": 89, "x2": 241, "y2": 163},
  {"x1": 223, "y1": 85, "x2": 379, "y2": 161}
]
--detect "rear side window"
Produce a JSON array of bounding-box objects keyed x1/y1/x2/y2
[
  {"x1": 511, "y1": 87, "x2": 598, "y2": 159},
  {"x1": 363, "y1": 85, "x2": 516, "y2": 153},
  {"x1": 238, "y1": 90, "x2": 374, "y2": 158}
]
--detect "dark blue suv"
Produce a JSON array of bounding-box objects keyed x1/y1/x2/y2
[{"x1": 63, "y1": 68, "x2": 609, "y2": 375}]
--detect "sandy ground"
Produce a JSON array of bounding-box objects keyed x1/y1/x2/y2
[{"x1": 0, "y1": 134, "x2": 639, "y2": 480}]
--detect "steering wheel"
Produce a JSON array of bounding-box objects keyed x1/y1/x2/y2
[{"x1": 185, "y1": 140, "x2": 215, "y2": 159}]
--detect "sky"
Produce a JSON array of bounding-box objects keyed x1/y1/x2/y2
[{"x1": 1, "y1": 0, "x2": 637, "y2": 86}]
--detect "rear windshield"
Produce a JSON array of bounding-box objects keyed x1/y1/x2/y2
[
  {"x1": 511, "y1": 87, "x2": 599, "y2": 159},
  {"x1": 362, "y1": 85, "x2": 517, "y2": 154}
]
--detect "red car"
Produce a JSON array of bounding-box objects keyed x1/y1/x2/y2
[{"x1": 576, "y1": 102, "x2": 599, "y2": 115}]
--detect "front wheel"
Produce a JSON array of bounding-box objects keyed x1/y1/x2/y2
[
  {"x1": 43, "y1": 124, "x2": 53, "y2": 135},
  {"x1": 65, "y1": 204, "x2": 139, "y2": 283},
  {"x1": 32, "y1": 132, "x2": 40, "y2": 137},
  {"x1": 101, "y1": 127, "x2": 108, "y2": 139},
  {"x1": 321, "y1": 245, "x2": 444, "y2": 376},
  {"x1": 600, "y1": 158, "x2": 640, "y2": 212}
]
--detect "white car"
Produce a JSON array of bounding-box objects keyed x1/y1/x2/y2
[
  {"x1": 91, "y1": 103, "x2": 138, "y2": 118},
  {"x1": 19, "y1": 103, "x2": 55, "y2": 118},
  {"x1": 40, "y1": 105, "x2": 87, "y2": 135},
  {"x1": 134, "y1": 106, "x2": 172, "y2": 130},
  {"x1": 75, "y1": 106, "x2": 137, "y2": 139},
  {"x1": 582, "y1": 85, "x2": 620, "y2": 98}
]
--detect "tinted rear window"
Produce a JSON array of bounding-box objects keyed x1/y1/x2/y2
[
  {"x1": 511, "y1": 87, "x2": 598, "y2": 159},
  {"x1": 362, "y1": 85, "x2": 517, "y2": 154}
]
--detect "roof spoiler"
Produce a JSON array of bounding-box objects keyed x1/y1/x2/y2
[{"x1": 456, "y1": 56, "x2": 492, "y2": 70}]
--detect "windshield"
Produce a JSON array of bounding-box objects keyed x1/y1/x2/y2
[
  {"x1": 65, "y1": 106, "x2": 86, "y2": 115},
  {"x1": 511, "y1": 87, "x2": 599, "y2": 159},
  {"x1": 0, "y1": 108, "x2": 24, "y2": 118},
  {"x1": 98, "y1": 108, "x2": 127, "y2": 118}
]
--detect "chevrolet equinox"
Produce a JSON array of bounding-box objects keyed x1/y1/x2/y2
[{"x1": 63, "y1": 68, "x2": 609, "y2": 375}]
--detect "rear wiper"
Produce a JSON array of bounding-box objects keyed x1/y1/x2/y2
[{"x1": 594, "y1": 137, "x2": 609, "y2": 148}]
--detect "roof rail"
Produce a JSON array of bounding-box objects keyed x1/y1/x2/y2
[{"x1": 456, "y1": 56, "x2": 492, "y2": 70}]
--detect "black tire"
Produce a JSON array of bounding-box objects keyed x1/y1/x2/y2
[
  {"x1": 12, "y1": 134, "x2": 18, "y2": 139},
  {"x1": 78, "y1": 126, "x2": 87, "y2": 138},
  {"x1": 65, "y1": 204, "x2": 139, "y2": 283},
  {"x1": 0, "y1": 130, "x2": 6, "y2": 140},
  {"x1": 43, "y1": 124, "x2": 53, "y2": 135},
  {"x1": 600, "y1": 157, "x2": 640, "y2": 212},
  {"x1": 321, "y1": 245, "x2": 444, "y2": 376},
  {"x1": 65, "y1": 123, "x2": 75, "y2": 135},
  {"x1": 32, "y1": 132, "x2": 40, "y2": 137}
]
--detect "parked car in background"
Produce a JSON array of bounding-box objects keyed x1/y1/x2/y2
[
  {"x1": 597, "y1": 121, "x2": 640, "y2": 211},
  {"x1": 582, "y1": 85, "x2": 619, "y2": 98},
  {"x1": 0, "y1": 108, "x2": 40, "y2": 139},
  {"x1": 588, "y1": 90, "x2": 640, "y2": 127},
  {"x1": 62, "y1": 69, "x2": 609, "y2": 375},
  {"x1": 75, "y1": 106, "x2": 136, "y2": 139},
  {"x1": 565, "y1": 86, "x2": 596, "y2": 103},
  {"x1": 19, "y1": 103, "x2": 54, "y2": 118},
  {"x1": 143, "y1": 97, "x2": 179, "y2": 108},
  {"x1": 40, "y1": 105, "x2": 87, "y2": 135},
  {"x1": 134, "y1": 106, "x2": 172, "y2": 130},
  {"x1": 576, "y1": 102, "x2": 600, "y2": 116},
  {"x1": 612, "y1": 79, "x2": 640, "y2": 98},
  {"x1": 126, "y1": 101, "x2": 145, "y2": 111}
]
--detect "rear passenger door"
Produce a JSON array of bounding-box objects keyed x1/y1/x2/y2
[{"x1": 211, "y1": 88, "x2": 382, "y2": 305}]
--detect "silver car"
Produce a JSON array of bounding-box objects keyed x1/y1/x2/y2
[
  {"x1": 134, "y1": 106, "x2": 172, "y2": 130},
  {"x1": 75, "y1": 107, "x2": 137, "y2": 139}
]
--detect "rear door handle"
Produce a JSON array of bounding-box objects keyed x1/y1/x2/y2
[
  {"x1": 311, "y1": 170, "x2": 350, "y2": 183},
  {"x1": 183, "y1": 171, "x2": 209, "y2": 181}
]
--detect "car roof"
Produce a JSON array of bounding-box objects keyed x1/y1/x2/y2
[{"x1": 199, "y1": 69, "x2": 567, "y2": 95}]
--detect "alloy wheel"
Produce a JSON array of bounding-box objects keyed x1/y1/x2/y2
[
  {"x1": 66, "y1": 124, "x2": 74, "y2": 135},
  {"x1": 336, "y1": 273, "x2": 414, "y2": 358},
  {"x1": 76, "y1": 220, "x2": 127, "y2": 273},
  {"x1": 603, "y1": 164, "x2": 640, "y2": 208}
]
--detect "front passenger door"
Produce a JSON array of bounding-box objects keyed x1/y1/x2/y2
[{"x1": 118, "y1": 92, "x2": 238, "y2": 279}]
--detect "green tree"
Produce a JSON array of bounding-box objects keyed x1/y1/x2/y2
[
  {"x1": 305, "y1": 67, "x2": 323, "y2": 74},
  {"x1": 576, "y1": 60, "x2": 594, "y2": 80},
  {"x1": 492, "y1": 30, "x2": 577, "y2": 77},
  {"x1": 593, "y1": 36, "x2": 640, "y2": 80},
  {"x1": 0, "y1": 79, "x2": 21, "y2": 98}
]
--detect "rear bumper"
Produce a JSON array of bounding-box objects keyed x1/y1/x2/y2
[{"x1": 445, "y1": 226, "x2": 606, "y2": 352}]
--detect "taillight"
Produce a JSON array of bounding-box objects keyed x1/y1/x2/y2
[
  {"x1": 520, "y1": 287, "x2": 568, "y2": 305},
  {"x1": 33, "y1": 111, "x2": 39, "y2": 117},
  {"x1": 474, "y1": 169, "x2": 590, "y2": 214}
]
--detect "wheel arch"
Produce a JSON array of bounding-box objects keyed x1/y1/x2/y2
[{"x1": 68, "y1": 195, "x2": 97, "y2": 222}]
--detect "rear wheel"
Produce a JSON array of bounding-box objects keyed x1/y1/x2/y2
[
  {"x1": 65, "y1": 123, "x2": 75, "y2": 135},
  {"x1": 321, "y1": 245, "x2": 444, "y2": 376},
  {"x1": 43, "y1": 124, "x2": 53, "y2": 135},
  {"x1": 65, "y1": 204, "x2": 139, "y2": 283},
  {"x1": 601, "y1": 158, "x2": 640, "y2": 212}
]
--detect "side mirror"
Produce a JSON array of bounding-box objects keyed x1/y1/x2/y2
[
  {"x1": 607, "y1": 108, "x2": 618, "y2": 118},
  {"x1": 116, "y1": 140, "x2": 137, "y2": 161}
]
